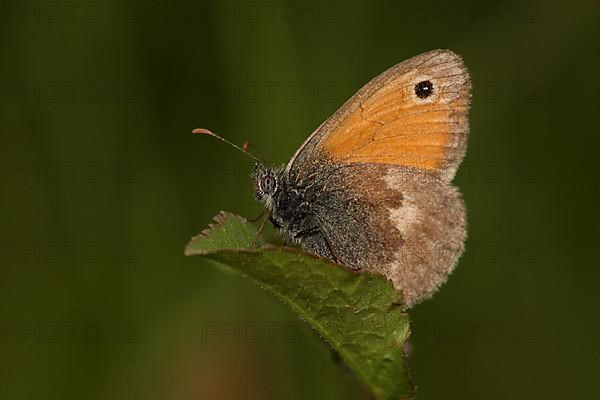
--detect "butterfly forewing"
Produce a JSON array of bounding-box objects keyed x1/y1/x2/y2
[{"x1": 287, "y1": 49, "x2": 470, "y2": 182}]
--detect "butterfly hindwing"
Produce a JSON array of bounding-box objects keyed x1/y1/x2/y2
[{"x1": 282, "y1": 162, "x2": 466, "y2": 307}]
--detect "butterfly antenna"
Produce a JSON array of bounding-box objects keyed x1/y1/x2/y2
[
  {"x1": 242, "y1": 140, "x2": 266, "y2": 162},
  {"x1": 192, "y1": 128, "x2": 262, "y2": 164}
]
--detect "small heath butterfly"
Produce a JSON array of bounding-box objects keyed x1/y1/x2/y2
[{"x1": 195, "y1": 49, "x2": 471, "y2": 307}]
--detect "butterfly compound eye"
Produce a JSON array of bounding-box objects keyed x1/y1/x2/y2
[
  {"x1": 260, "y1": 175, "x2": 277, "y2": 194},
  {"x1": 415, "y1": 80, "x2": 434, "y2": 99}
]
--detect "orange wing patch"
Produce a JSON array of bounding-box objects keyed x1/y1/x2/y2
[{"x1": 320, "y1": 50, "x2": 470, "y2": 181}]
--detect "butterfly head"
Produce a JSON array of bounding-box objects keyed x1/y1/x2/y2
[{"x1": 253, "y1": 164, "x2": 284, "y2": 209}]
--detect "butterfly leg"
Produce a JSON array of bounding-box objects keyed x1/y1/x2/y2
[
  {"x1": 293, "y1": 226, "x2": 320, "y2": 239},
  {"x1": 321, "y1": 232, "x2": 340, "y2": 264},
  {"x1": 294, "y1": 227, "x2": 340, "y2": 264},
  {"x1": 252, "y1": 212, "x2": 269, "y2": 245},
  {"x1": 247, "y1": 209, "x2": 265, "y2": 222}
]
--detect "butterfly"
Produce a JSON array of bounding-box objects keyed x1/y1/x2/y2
[{"x1": 195, "y1": 49, "x2": 471, "y2": 307}]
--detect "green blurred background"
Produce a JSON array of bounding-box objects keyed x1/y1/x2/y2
[{"x1": 1, "y1": 0, "x2": 599, "y2": 399}]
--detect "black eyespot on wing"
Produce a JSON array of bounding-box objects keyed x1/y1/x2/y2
[{"x1": 415, "y1": 80, "x2": 434, "y2": 99}]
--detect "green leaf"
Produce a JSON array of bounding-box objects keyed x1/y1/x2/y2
[{"x1": 185, "y1": 211, "x2": 415, "y2": 400}]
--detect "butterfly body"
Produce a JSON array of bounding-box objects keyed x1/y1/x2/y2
[
  {"x1": 254, "y1": 159, "x2": 465, "y2": 307},
  {"x1": 203, "y1": 49, "x2": 471, "y2": 307}
]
